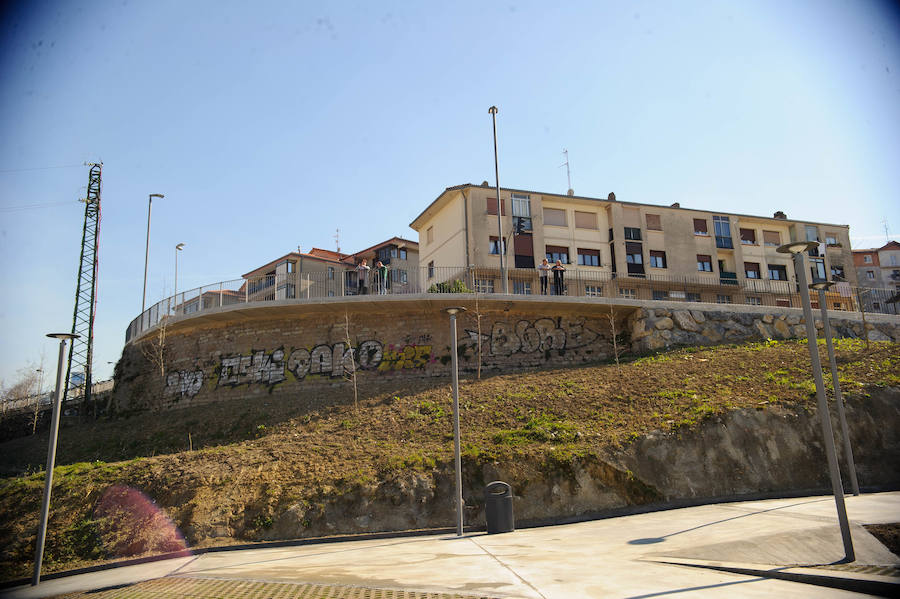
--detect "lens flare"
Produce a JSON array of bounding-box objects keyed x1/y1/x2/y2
[{"x1": 94, "y1": 485, "x2": 190, "y2": 558}]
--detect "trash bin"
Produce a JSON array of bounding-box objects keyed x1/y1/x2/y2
[{"x1": 484, "y1": 481, "x2": 514, "y2": 534}]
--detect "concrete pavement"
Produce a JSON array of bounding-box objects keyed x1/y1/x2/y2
[{"x1": 3, "y1": 492, "x2": 899, "y2": 598}]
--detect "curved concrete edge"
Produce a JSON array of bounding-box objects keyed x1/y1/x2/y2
[{"x1": 645, "y1": 557, "x2": 900, "y2": 597}]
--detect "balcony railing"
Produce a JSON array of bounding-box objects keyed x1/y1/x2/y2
[{"x1": 125, "y1": 266, "x2": 900, "y2": 342}]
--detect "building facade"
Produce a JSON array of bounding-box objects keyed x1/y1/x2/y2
[
  {"x1": 853, "y1": 241, "x2": 900, "y2": 313},
  {"x1": 242, "y1": 237, "x2": 419, "y2": 300},
  {"x1": 410, "y1": 183, "x2": 857, "y2": 307}
]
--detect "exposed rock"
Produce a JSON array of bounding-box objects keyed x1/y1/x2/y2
[
  {"x1": 701, "y1": 326, "x2": 723, "y2": 343},
  {"x1": 660, "y1": 330, "x2": 673, "y2": 340},
  {"x1": 815, "y1": 319, "x2": 824, "y2": 330},
  {"x1": 793, "y1": 325, "x2": 807, "y2": 338},
  {"x1": 773, "y1": 319, "x2": 792, "y2": 339},
  {"x1": 786, "y1": 315, "x2": 801, "y2": 325},
  {"x1": 690, "y1": 310, "x2": 707, "y2": 323},
  {"x1": 754, "y1": 321, "x2": 773, "y2": 339},
  {"x1": 631, "y1": 318, "x2": 651, "y2": 341},
  {"x1": 654, "y1": 317, "x2": 674, "y2": 331},
  {"x1": 647, "y1": 333, "x2": 667, "y2": 351},
  {"x1": 673, "y1": 310, "x2": 700, "y2": 332},
  {"x1": 654, "y1": 309, "x2": 671, "y2": 318},
  {"x1": 762, "y1": 314, "x2": 774, "y2": 324},
  {"x1": 868, "y1": 329, "x2": 891, "y2": 342}
]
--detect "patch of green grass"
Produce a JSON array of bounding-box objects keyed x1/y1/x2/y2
[{"x1": 493, "y1": 413, "x2": 579, "y2": 446}]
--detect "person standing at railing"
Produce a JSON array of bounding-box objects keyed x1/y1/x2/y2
[
  {"x1": 356, "y1": 259, "x2": 370, "y2": 295},
  {"x1": 538, "y1": 258, "x2": 551, "y2": 295},
  {"x1": 375, "y1": 260, "x2": 388, "y2": 295},
  {"x1": 552, "y1": 259, "x2": 566, "y2": 295}
]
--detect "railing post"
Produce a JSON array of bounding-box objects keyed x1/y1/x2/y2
[{"x1": 306, "y1": 273, "x2": 310, "y2": 299}]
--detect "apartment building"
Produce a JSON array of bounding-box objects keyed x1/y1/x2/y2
[
  {"x1": 410, "y1": 183, "x2": 856, "y2": 306},
  {"x1": 854, "y1": 241, "x2": 900, "y2": 289},
  {"x1": 242, "y1": 237, "x2": 419, "y2": 300}
]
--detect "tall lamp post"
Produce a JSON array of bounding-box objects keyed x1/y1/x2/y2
[
  {"x1": 444, "y1": 306, "x2": 467, "y2": 536},
  {"x1": 142, "y1": 193, "x2": 165, "y2": 317},
  {"x1": 810, "y1": 280, "x2": 860, "y2": 496},
  {"x1": 174, "y1": 243, "x2": 185, "y2": 315},
  {"x1": 488, "y1": 106, "x2": 508, "y2": 294},
  {"x1": 777, "y1": 241, "x2": 854, "y2": 561},
  {"x1": 33, "y1": 333, "x2": 79, "y2": 586}
]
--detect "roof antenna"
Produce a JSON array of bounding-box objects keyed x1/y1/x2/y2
[
  {"x1": 883, "y1": 218, "x2": 890, "y2": 244},
  {"x1": 560, "y1": 149, "x2": 574, "y2": 196},
  {"x1": 334, "y1": 228, "x2": 341, "y2": 254}
]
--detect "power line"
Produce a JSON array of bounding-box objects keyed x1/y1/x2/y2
[
  {"x1": 0, "y1": 200, "x2": 75, "y2": 213},
  {"x1": 0, "y1": 164, "x2": 84, "y2": 174}
]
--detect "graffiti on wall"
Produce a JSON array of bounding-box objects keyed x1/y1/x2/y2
[
  {"x1": 165, "y1": 369, "x2": 205, "y2": 398},
  {"x1": 465, "y1": 317, "x2": 599, "y2": 356},
  {"x1": 212, "y1": 341, "x2": 433, "y2": 390}
]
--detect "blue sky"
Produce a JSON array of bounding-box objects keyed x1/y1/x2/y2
[{"x1": 1, "y1": 0, "x2": 898, "y2": 386}]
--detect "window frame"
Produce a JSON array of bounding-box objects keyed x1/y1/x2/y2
[{"x1": 649, "y1": 250, "x2": 667, "y2": 269}]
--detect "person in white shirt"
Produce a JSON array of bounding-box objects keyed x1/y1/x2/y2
[{"x1": 537, "y1": 258, "x2": 551, "y2": 295}]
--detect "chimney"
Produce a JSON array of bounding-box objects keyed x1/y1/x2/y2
[
  {"x1": 608, "y1": 192, "x2": 616, "y2": 202},
  {"x1": 671, "y1": 202, "x2": 680, "y2": 208},
  {"x1": 773, "y1": 211, "x2": 787, "y2": 219},
  {"x1": 567, "y1": 189, "x2": 574, "y2": 196}
]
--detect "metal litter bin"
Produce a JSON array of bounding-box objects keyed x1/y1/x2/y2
[{"x1": 484, "y1": 481, "x2": 514, "y2": 534}]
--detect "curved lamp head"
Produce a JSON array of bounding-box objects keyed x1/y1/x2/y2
[
  {"x1": 488, "y1": 106, "x2": 498, "y2": 115},
  {"x1": 776, "y1": 241, "x2": 818, "y2": 254},
  {"x1": 809, "y1": 280, "x2": 834, "y2": 291},
  {"x1": 176, "y1": 243, "x2": 185, "y2": 251},
  {"x1": 444, "y1": 306, "x2": 468, "y2": 316},
  {"x1": 46, "y1": 333, "x2": 78, "y2": 340},
  {"x1": 149, "y1": 193, "x2": 164, "y2": 199}
]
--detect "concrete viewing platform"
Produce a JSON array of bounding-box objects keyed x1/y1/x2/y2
[{"x1": 3, "y1": 492, "x2": 898, "y2": 598}]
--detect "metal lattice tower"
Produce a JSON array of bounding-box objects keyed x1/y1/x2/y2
[{"x1": 63, "y1": 163, "x2": 102, "y2": 414}]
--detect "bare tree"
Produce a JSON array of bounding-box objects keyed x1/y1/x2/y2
[
  {"x1": 606, "y1": 305, "x2": 625, "y2": 368},
  {"x1": 344, "y1": 310, "x2": 359, "y2": 412},
  {"x1": 0, "y1": 365, "x2": 42, "y2": 432},
  {"x1": 141, "y1": 315, "x2": 169, "y2": 380}
]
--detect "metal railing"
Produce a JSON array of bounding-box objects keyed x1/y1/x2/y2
[{"x1": 125, "y1": 267, "x2": 900, "y2": 342}]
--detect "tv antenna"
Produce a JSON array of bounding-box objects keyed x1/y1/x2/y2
[
  {"x1": 883, "y1": 218, "x2": 890, "y2": 243},
  {"x1": 334, "y1": 228, "x2": 341, "y2": 253},
  {"x1": 559, "y1": 149, "x2": 573, "y2": 195}
]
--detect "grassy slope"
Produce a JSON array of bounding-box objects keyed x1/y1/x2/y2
[{"x1": 0, "y1": 338, "x2": 898, "y2": 580}]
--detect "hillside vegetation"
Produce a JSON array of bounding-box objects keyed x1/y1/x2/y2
[{"x1": 0, "y1": 338, "x2": 898, "y2": 581}]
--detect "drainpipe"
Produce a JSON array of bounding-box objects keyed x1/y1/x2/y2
[{"x1": 461, "y1": 189, "x2": 471, "y2": 281}]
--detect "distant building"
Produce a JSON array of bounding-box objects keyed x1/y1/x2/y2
[
  {"x1": 241, "y1": 237, "x2": 419, "y2": 299},
  {"x1": 410, "y1": 183, "x2": 857, "y2": 306},
  {"x1": 853, "y1": 241, "x2": 900, "y2": 313}
]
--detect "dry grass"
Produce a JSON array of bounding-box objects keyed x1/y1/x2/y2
[{"x1": 0, "y1": 338, "x2": 897, "y2": 581}]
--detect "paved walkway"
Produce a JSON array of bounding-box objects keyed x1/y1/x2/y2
[{"x1": 3, "y1": 492, "x2": 899, "y2": 599}]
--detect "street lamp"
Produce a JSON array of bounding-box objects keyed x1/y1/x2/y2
[
  {"x1": 488, "y1": 106, "x2": 508, "y2": 294},
  {"x1": 174, "y1": 243, "x2": 185, "y2": 315},
  {"x1": 33, "y1": 333, "x2": 79, "y2": 586},
  {"x1": 777, "y1": 241, "x2": 854, "y2": 561},
  {"x1": 444, "y1": 306, "x2": 468, "y2": 536},
  {"x1": 142, "y1": 193, "x2": 165, "y2": 317},
  {"x1": 810, "y1": 280, "x2": 860, "y2": 496}
]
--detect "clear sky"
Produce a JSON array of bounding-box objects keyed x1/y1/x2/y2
[{"x1": 1, "y1": 0, "x2": 898, "y2": 387}]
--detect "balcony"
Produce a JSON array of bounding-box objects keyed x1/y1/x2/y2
[
  {"x1": 719, "y1": 271, "x2": 738, "y2": 286},
  {"x1": 715, "y1": 236, "x2": 734, "y2": 249}
]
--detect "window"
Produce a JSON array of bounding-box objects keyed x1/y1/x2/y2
[
  {"x1": 763, "y1": 230, "x2": 781, "y2": 247},
  {"x1": 768, "y1": 264, "x2": 788, "y2": 280},
  {"x1": 717, "y1": 294, "x2": 733, "y2": 304},
  {"x1": 546, "y1": 245, "x2": 569, "y2": 264},
  {"x1": 585, "y1": 285, "x2": 603, "y2": 297},
  {"x1": 866, "y1": 270, "x2": 875, "y2": 280},
  {"x1": 391, "y1": 247, "x2": 398, "y2": 258},
  {"x1": 428, "y1": 261, "x2": 434, "y2": 279},
  {"x1": 474, "y1": 279, "x2": 494, "y2": 293},
  {"x1": 577, "y1": 248, "x2": 600, "y2": 266},
  {"x1": 649, "y1": 250, "x2": 667, "y2": 268},
  {"x1": 486, "y1": 197, "x2": 507, "y2": 216},
  {"x1": 825, "y1": 234, "x2": 838, "y2": 246},
  {"x1": 645, "y1": 214, "x2": 662, "y2": 231},
  {"x1": 328, "y1": 290, "x2": 335, "y2": 297},
  {"x1": 574, "y1": 211, "x2": 597, "y2": 229},
  {"x1": 512, "y1": 280, "x2": 531, "y2": 295},
  {"x1": 652, "y1": 290, "x2": 669, "y2": 301},
  {"x1": 511, "y1": 193, "x2": 530, "y2": 217},
  {"x1": 624, "y1": 227, "x2": 642, "y2": 240},
  {"x1": 892, "y1": 255, "x2": 899, "y2": 266},
  {"x1": 328, "y1": 266, "x2": 335, "y2": 280},
  {"x1": 714, "y1": 216, "x2": 733, "y2": 249},
  {"x1": 810, "y1": 257, "x2": 826, "y2": 281},
  {"x1": 543, "y1": 208, "x2": 566, "y2": 226},
  {"x1": 863, "y1": 255, "x2": 873, "y2": 263},
  {"x1": 286, "y1": 261, "x2": 296, "y2": 273},
  {"x1": 744, "y1": 262, "x2": 761, "y2": 279},
  {"x1": 626, "y1": 248, "x2": 643, "y2": 264},
  {"x1": 619, "y1": 288, "x2": 636, "y2": 299},
  {"x1": 391, "y1": 269, "x2": 408, "y2": 284},
  {"x1": 776, "y1": 297, "x2": 791, "y2": 307},
  {"x1": 489, "y1": 236, "x2": 506, "y2": 255},
  {"x1": 805, "y1": 225, "x2": 818, "y2": 242},
  {"x1": 830, "y1": 265, "x2": 845, "y2": 280},
  {"x1": 399, "y1": 248, "x2": 407, "y2": 260},
  {"x1": 746, "y1": 296, "x2": 762, "y2": 306},
  {"x1": 739, "y1": 228, "x2": 756, "y2": 245},
  {"x1": 694, "y1": 219, "x2": 709, "y2": 235},
  {"x1": 426, "y1": 226, "x2": 434, "y2": 244},
  {"x1": 686, "y1": 292, "x2": 702, "y2": 302},
  {"x1": 697, "y1": 254, "x2": 713, "y2": 272}
]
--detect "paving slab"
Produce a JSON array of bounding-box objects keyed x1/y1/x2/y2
[{"x1": 3, "y1": 492, "x2": 898, "y2": 599}]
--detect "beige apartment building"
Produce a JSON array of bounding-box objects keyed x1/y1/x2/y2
[{"x1": 410, "y1": 183, "x2": 857, "y2": 308}]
